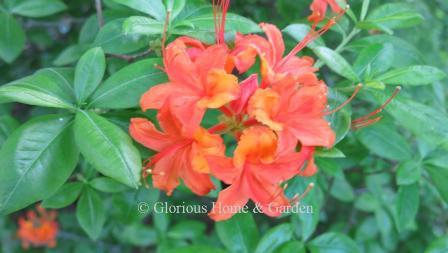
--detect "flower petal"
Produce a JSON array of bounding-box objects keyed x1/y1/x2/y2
[
  {"x1": 209, "y1": 178, "x2": 249, "y2": 221},
  {"x1": 129, "y1": 118, "x2": 174, "y2": 151}
]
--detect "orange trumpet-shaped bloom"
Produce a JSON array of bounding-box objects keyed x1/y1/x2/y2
[
  {"x1": 130, "y1": 104, "x2": 224, "y2": 196},
  {"x1": 207, "y1": 126, "x2": 312, "y2": 221},
  {"x1": 232, "y1": 23, "x2": 319, "y2": 87},
  {"x1": 140, "y1": 37, "x2": 240, "y2": 135},
  {"x1": 248, "y1": 77, "x2": 335, "y2": 152},
  {"x1": 17, "y1": 205, "x2": 58, "y2": 249},
  {"x1": 308, "y1": 0, "x2": 343, "y2": 23}
]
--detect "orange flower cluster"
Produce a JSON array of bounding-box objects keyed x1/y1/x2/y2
[
  {"x1": 17, "y1": 205, "x2": 58, "y2": 249},
  {"x1": 130, "y1": 0, "x2": 345, "y2": 221}
]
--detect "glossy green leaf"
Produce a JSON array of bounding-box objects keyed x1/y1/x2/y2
[
  {"x1": 0, "y1": 115, "x2": 79, "y2": 215},
  {"x1": 0, "y1": 13, "x2": 25, "y2": 63},
  {"x1": 0, "y1": 115, "x2": 19, "y2": 148},
  {"x1": 41, "y1": 182, "x2": 84, "y2": 209},
  {"x1": 167, "y1": 220, "x2": 206, "y2": 240},
  {"x1": 53, "y1": 44, "x2": 88, "y2": 66},
  {"x1": 395, "y1": 183, "x2": 419, "y2": 232},
  {"x1": 111, "y1": 0, "x2": 166, "y2": 20},
  {"x1": 425, "y1": 236, "x2": 448, "y2": 253},
  {"x1": 0, "y1": 68, "x2": 76, "y2": 109},
  {"x1": 308, "y1": 232, "x2": 361, "y2": 253},
  {"x1": 313, "y1": 47, "x2": 359, "y2": 81},
  {"x1": 165, "y1": 0, "x2": 186, "y2": 20},
  {"x1": 396, "y1": 161, "x2": 421, "y2": 185},
  {"x1": 89, "y1": 58, "x2": 167, "y2": 109},
  {"x1": 74, "y1": 47, "x2": 106, "y2": 103},
  {"x1": 11, "y1": 0, "x2": 66, "y2": 18},
  {"x1": 89, "y1": 177, "x2": 130, "y2": 193},
  {"x1": 74, "y1": 111, "x2": 141, "y2": 188},
  {"x1": 356, "y1": 123, "x2": 412, "y2": 161},
  {"x1": 276, "y1": 241, "x2": 306, "y2": 253},
  {"x1": 216, "y1": 213, "x2": 259, "y2": 253},
  {"x1": 353, "y1": 43, "x2": 394, "y2": 77},
  {"x1": 254, "y1": 224, "x2": 292, "y2": 253},
  {"x1": 123, "y1": 16, "x2": 164, "y2": 35},
  {"x1": 164, "y1": 246, "x2": 229, "y2": 253},
  {"x1": 76, "y1": 187, "x2": 106, "y2": 240},
  {"x1": 425, "y1": 165, "x2": 448, "y2": 203},
  {"x1": 118, "y1": 224, "x2": 157, "y2": 246},
  {"x1": 331, "y1": 173, "x2": 355, "y2": 202},
  {"x1": 376, "y1": 66, "x2": 446, "y2": 86},
  {"x1": 94, "y1": 18, "x2": 149, "y2": 54}
]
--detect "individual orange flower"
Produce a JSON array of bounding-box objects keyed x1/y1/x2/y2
[
  {"x1": 207, "y1": 126, "x2": 313, "y2": 221},
  {"x1": 17, "y1": 205, "x2": 58, "y2": 249},
  {"x1": 130, "y1": 103, "x2": 224, "y2": 196},
  {"x1": 231, "y1": 23, "x2": 319, "y2": 87},
  {"x1": 140, "y1": 37, "x2": 239, "y2": 135},
  {"x1": 248, "y1": 76, "x2": 335, "y2": 152},
  {"x1": 308, "y1": 0, "x2": 343, "y2": 24}
]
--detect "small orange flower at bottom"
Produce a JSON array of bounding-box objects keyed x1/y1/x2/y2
[{"x1": 17, "y1": 205, "x2": 58, "y2": 249}]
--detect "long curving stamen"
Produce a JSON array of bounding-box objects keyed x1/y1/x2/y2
[
  {"x1": 213, "y1": 0, "x2": 230, "y2": 44},
  {"x1": 351, "y1": 116, "x2": 383, "y2": 130},
  {"x1": 352, "y1": 86, "x2": 401, "y2": 125},
  {"x1": 325, "y1": 83, "x2": 363, "y2": 115},
  {"x1": 208, "y1": 122, "x2": 228, "y2": 133},
  {"x1": 290, "y1": 182, "x2": 315, "y2": 206}
]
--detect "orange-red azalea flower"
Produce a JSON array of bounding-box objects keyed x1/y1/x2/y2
[
  {"x1": 232, "y1": 23, "x2": 318, "y2": 87},
  {"x1": 308, "y1": 0, "x2": 343, "y2": 23},
  {"x1": 130, "y1": 104, "x2": 224, "y2": 196},
  {"x1": 248, "y1": 77, "x2": 336, "y2": 151},
  {"x1": 207, "y1": 126, "x2": 312, "y2": 221},
  {"x1": 17, "y1": 205, "x2": 58, "y2": 249},
  {"x1": 140, "y1": 37, "x2": 239, "y2": 135}
]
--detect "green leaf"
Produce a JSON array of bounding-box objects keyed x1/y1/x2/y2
[
  {"x1": 41, "y1": 182, "x2": 84, "y2": 209},
  {"x1": 254, "y1": 224, "x2": 292, "y2": 253},
  {"x1": 425, "y1": 165, "x2": 448, "y2": 203},
  {"x1": 165, "y1": 0, "x2": 186, "y2": 20},
  {"x1": 0, "y1": 115, "x2": 79, "y2": 215},
  {"x1": 164, "y1": 246, "x2": 229, "y2": 253},
  {"x1": 0, "y1": 13, "x2": 25, "y2": 63},
  {"x1": 395, "y1": 183, "x2": 419, "y2": 232},
  {"x1": 89, "y1": 177, "x2": 130, "y2": 193},
  {"x1": 358, "y1": 3, "x2": 423, "y2": 33},
  {"x1": 53, "y1": 44, "x2": 88, "y2": 66},
  {"x1": 167, "y1": 220, "x2": 206, "y2": 240},
  {"x1": 123, "y1": 16, "x2": 164, "y2": 36},
  {"x1": 283, "y1": 24, "x2": 325, "y2": 49},
  {"x1": 0, "y1": 115, "x2": 19, "y2": 148},
  {"x1": 74, "y1": 47, "x2": 106, "y2": 103},
  {"x1": 76, "y1": 187, "x2": 106, "y2": 240},
  {"x1": 11, "y1": 0, "x2": 66, "y2": 18},
  {"x1": 276, "y1": 241, "x2": 306, "y2": 253},
  {"x1": 74, "y1": 111, "x2": 141, "y2": 188},
  {"x1": 396, "y1": 161, "x2": 421, "y2": 185},
  {"x1": 173, "y1": 13, "x2": 260, "y2": 44},
  {"x1": 330, "y1": 173, "x2": 355, "y2": 202},
  {"x1": 118, "y1": 224, "x2": 157, "y2": 246},
  {"x1": 313, "y1": 47, "x2": 359, "y2": 81},
  {"x1": 376, "y1": 66, "x2": 446, "y2": 86},
  {"x1": 216, "y1": 213, "x2": 259, "y2": 253},
  {"x1": 425, "y1": 236, "x2": 448, "y2": 253},
  {"x1": 356, "y1": 123, "x2": 412, "y2": 161},
  {"x1": 308, "y1": 232, "x2": 361, "y2": 253},
  {"x1": 89, "y1": 58, "x2": 167, "y2": 109},
  {"x1": 353, "y1": 43, "x2": 394, "y2": 77},
  {"x1": 111, "y1": 0, "x2": 166, "y2": 20},
  {"x1": 94, "y1": 18, "x2": 149, "y2": 54},
  {"x1": 0, "y1": 68, "x2": 76, "y2": 109}
]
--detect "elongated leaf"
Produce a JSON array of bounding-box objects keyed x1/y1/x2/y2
[
  {"x1": 89, "y1": 58, "x2": 167, "y2": 109},
  {"x1": 376, "y1": 66, "x2": 446, "y2": 86},
  {"x1": 425, "y1": 166, "x2": 448, "y2": 203},
  {"x1": 11, "y1": 0, "x2": 66, "y2": 18},
  {"x1": 254, "y1": 224, "x2": 292, "y2": 253},
  {"x1": 0, "y1": 13, "x2": 25, "y2": 63},
  {"x1": 0, "y1": 115, "x2": 19, "y2": 148},
  {"x1": 425, "y1": 236, "x2": 448, "y2": 253},
  {"x1": 165, "y1": 0, "x2": 186, "y2": 20},
  {"x1": 353, "y1": 43, "x2": 394, "y2": 77},
  {"x1": 216, "y1": 213, "x2": 259, "y2": 253},
  {"x1": 396, "y1": 161, "x2": 421, "y2": 185},
  {"x1": 53, "y1": 44, "x2": 88, "y2": 66},
  {"x1": 395, "y1": 183, "x2": 419, "y2": 232},
  {"x1": 123, "y1": 16, "x2": 165, "y2": 35},
  {"x1": 308, "y1": 232, "x2": 361, "y2": 253},
  {"x1": 74, "y1": 111, "x2": 141, "y2": 188},
  {"x1": 74, "y1": 47, "x2": 106, "y2": 103},
  {"x1": 90, "y1": 177, "x2": 129, "y2": 193},
  {"x1": 0, "y1": 68, "x2": 76, "y2": 109},
  {"x1": 41, "y1": 182, "x2": 84, "y2": 209},
  {"x1": 0, "y1": 115, "x2": 79, "y2": 215},
  {"x1": 110, "y1": 0, "x2": 166, "y2": 20},
  {"x1": 167, "y1": 220, "x2": 206, "y2": 240},
  {"x1": 356, "y1": 123, "x2": 412, "y2": 161},
  {"x1": 313, "y1": 47, "x2": 359, "y2": 81},
  {"x1": 94, "y1": 18, "x2": 149, "y2": 54},
  {"x1": 76, "y1": 187, "x2": 106, "y2": 240}
]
